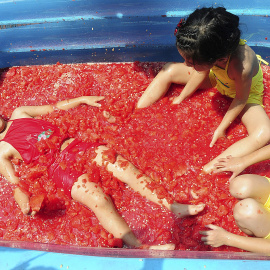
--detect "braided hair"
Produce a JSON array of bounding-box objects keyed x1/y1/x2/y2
[{"x1": 175, "y1": 7, "x2": 241, "y2": 65}]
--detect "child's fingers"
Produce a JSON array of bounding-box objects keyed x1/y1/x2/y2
[
  {"x1": 172, "y1": 97, "x2": 181, "y2": 104},
  {"x1": 214, "y1": 158, "x2": 230, "y2": 167},
  {"x1": 210, "y1": 130, "x2": 220, "y2": 147},
  {"x1": 90, "y1": 102, "x2": 102, "y2": 107},
  {"x1": 205, "y1": 224, "x2": 219, "y2": 230},
  {"x1": 217, "y1": 157, "x2": 227, "y2": 162},
  {"x1": 210, "y1": 137, "x2": 217, "y2": 148},
  {"x1": 214, "y1": 162, "x2": 225, "y2": 169},
  {"x1": 213, "y1": 167, "x2": 227, "y2": 173},
  {"x1": 96, "y1": 96, "x2": 105, "y2": 101},
  {"x1": 94, "y1": 96, "x2": 105, "y2": 104},
  {"x1": 90, "y1": 96, "x2": 105, "y2": 107},
  {"x1": 172, "y1": 95, "x2": 184, "y2": 104},
  {"x1": 200, "y1": 224, "x2": 218, "y2": 235}
]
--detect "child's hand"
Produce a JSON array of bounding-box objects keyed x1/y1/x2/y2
[
  {"x1": 103, "y1": 111, "x2": 116, "y2": 123},
  {"x1": 172, "y1": 95, "x2": 184, "y2": 104},
  {"x1": 200, "y1": 224, "x2": 230, "y2": 248},
  {"x1": 210, "y1": 126, "x2": 226, "y2": 147},
  {"x1": 83, "y1": 96, "x2": 105, "y2": 107},
  {"x1": 213, "y1": 156, "x2": 246, "y2": 180}
]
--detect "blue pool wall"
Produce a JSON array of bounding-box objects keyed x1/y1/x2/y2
[{"x1": 0, "y1": 0, "x2": 269, "y2": 68}]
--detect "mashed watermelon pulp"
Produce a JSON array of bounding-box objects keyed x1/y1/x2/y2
[{"x1": 1, "y1": 62, "x2": 270, "y2": 251}]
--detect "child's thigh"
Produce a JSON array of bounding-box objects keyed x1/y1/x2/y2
[
  {"x1": 163, "y1": 63, "x2": 213, "y2": 88},
  {"x1": 241, "y1": 104, "x2": 270, "y2": 134},
  {"x1": 71, "y1": 174, "x2": 110, "y2": 208},
  {"x1": 163, "y1": 62, "x2": 194, "y2": 84}
]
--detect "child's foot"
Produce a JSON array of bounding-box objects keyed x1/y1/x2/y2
[
  {"x1": 142, "y1": 243, "x2": 175, "y2": 250},
  {"x1": 202, "y1": 161, "x2": 215, "y2": 174},
  {"x1": 171, "y1": 203, "x2": 205, "y2": 218}
]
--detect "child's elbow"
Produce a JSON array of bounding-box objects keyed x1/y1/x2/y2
[{"x1": 11, "y1": 107, "x2": 26, "y2": 118}]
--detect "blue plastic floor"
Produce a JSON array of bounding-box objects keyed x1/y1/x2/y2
[{"x1": 1, "y1": 246, "x2": 270, "y2": 270}]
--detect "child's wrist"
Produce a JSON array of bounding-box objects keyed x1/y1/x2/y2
[
  {"x1": 223, "y1": 231, "x2": 233, "y2": 246},
  {"x1": 241, "y1": 156, "x2": 249, "y2": 169}
]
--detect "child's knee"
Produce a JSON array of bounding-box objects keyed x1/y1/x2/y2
[
  {"x1": 233, "y1": 198, "x2": 258, "y2": 222},
  {"x1": 255, "y1": 125, "x2": 270, "y2": 146},
  {"x1": 91, "y1": 193, "x2": 112, "y2": 211},
  {"x1": 71, "y1": 178, "x2": 110, "y2": 207},
  {"x1": 230, "y1": 175, "x2": 253, "y2": 198},
  {"x1": 162, "y1": 62, "x2": 180, "y2": 78}
]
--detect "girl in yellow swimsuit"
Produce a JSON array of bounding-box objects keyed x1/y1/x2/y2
[{"x1": 137, "y1": 7, "x2": 270, "y2": 173}]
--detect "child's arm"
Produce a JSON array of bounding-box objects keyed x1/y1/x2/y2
[
  {"x1": 0, "y1": 154, "x2": 32, "y2": 214},
  {"x1": 54, "y1": 96, "x2": 104, "y2": 111},
  {"x1": 210, "y1": 97, "x2": 247, "y2": 147},
  {"x1": 201, "y1": 224, "x2": 270, "y2": 254},
  {"x1": 172, "y1": 70, "x2": 209, "y2": 104},
  {"x1": 11, "y1": 96, "x2": 104, "y2": 119},
  {"x1": 214, "y1": 144, "x2": 270, "y2": 180},
  {"x1": 210, "y1": 64, "x2": 252, "y2": 147},
  {"x1": 137, "y1": 63, "x2": 207, "y2": 108},
  {"x1": 0, "y1": 154, "x2": 20, "y2": 184}
]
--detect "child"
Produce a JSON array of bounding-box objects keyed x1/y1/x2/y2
[
  {"x1": 137, "y1": 7, "x2": 270, "y2": 173},
  {"x1": 0, "y1": 95, "x2": 205, "y2": 249}
]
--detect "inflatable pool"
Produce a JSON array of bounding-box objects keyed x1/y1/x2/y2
[{"x1": 1, "y1": 0, "x2": 270, "y2": 269}]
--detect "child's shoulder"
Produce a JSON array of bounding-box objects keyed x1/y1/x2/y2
[
  {"x1": 232, "y1": 42, "x2": 255, "y2": 61},
  {"x1": 229, "y1": 44, "x2": 257, "y2": 76}
]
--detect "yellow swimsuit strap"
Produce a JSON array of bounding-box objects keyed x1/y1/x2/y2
[{"x1": 257, "y1": 54, "x2": 269, "y2": 65}]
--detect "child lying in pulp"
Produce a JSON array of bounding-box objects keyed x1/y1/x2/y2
[{"x1": 0, "y1": 95, "x2": 205, "y2": 249}]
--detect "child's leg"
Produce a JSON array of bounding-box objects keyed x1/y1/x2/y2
[
  {"x1": 137, "y1": 62, "x2": 195, "y2": 108},
  {"x1": 71, "y1": 175, "x2": 140, "y2": 247},
  {"x1": 233, "y1": 198, "x2": 270, "y2": 237},
  {"x1": 71, "y1": 175, "x2": 175, "y2": 249},
  {"x1": 93, "y1": 146, "x2": 205, "y2": 217},
  {"x1": 230, "y1": 174, "x2": 270, "y2": 237},
  {"x1": 203, "y1": 104, "x2": 270, "y2": 172}
]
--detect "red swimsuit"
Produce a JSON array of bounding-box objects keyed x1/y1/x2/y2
[
  {"x1": 48, "y1": 138, "x2": 100, "y2": 197},
  {"x1": 2, "y1": 118, "x2": 100, "y2": 197},
  {"x1": 1, "y1": 118, "x2": 61, "y2": 164}
]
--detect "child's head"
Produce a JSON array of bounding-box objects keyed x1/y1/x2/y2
[{"x1": 175, "y1": 7, "x2": 240, "y2": 66}]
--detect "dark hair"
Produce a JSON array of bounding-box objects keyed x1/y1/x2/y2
[
  {"x1": 175, "y1": 7, "x2": 241, "y2": 65},
  {"x1": 0, "y1": 117, "x2": 6, "y2": 133}
]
